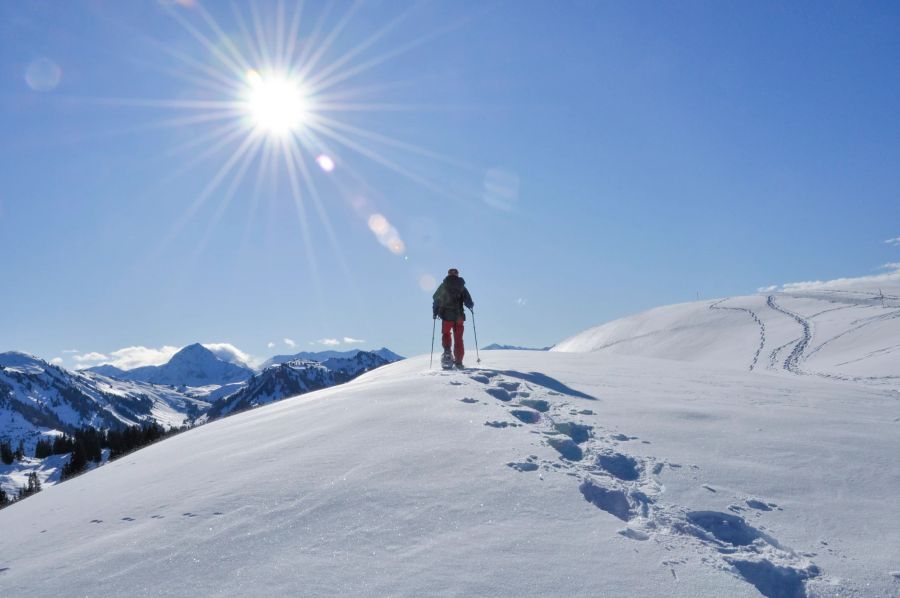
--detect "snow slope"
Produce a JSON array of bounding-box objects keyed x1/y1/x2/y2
[
  {"x1": 554, "y1": 284, "x2": 900, "y2": 392},
  {"x1": 1, "y1": 351, "x2": 897, "y2": 597}
]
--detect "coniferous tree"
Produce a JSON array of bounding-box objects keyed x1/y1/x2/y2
[
  {"x1": 14, "y1": 440, "x2": 25, "y2": 461},
  {"x1": 0, "y1": 441, "x2": 13, "y2": 465},
  {"x1": 26, "y1": 472, "x2": 41, "y2": 494},
  {"x1": 62, "y1": 442, "x2": 88, "y2": 479},
  {"x1": 52, "y1": 435, "x2": 73, "y2": 455},
  {"x1": 34, "y1": 439, "x2": 53, "y2": 459},
  {"x1": 0, "y1": 486, "x2": 8, "y2": 507}
]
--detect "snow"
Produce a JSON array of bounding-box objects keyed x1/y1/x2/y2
[
  {"x1": 1, "y1": 347, "x2": 898, "y2": 596},
  {"x1": 553, "y1": 285, "x2": 900, "y2": 392}
]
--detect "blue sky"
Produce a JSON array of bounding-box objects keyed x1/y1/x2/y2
[{"x1": 1, "y1": 1, "x2": 899, "y2": 367}]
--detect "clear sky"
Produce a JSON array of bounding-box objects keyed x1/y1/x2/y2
[{"x1": 2, "y1": 1, "x2": 899, "y2": 367}]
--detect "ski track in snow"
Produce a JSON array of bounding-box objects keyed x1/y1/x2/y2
[
  {"x1": 763, "y1": 294, "x2": 900, "y2": 386},
  {"x1": 438, "y1": 367, "x2": 824, "y2": 598},
  {"x1": 766, "y1": 296, "x2": 812, "y2": 376},
  {"x1": 709, "y1": 299, "x2": 766, "y2": 371},
  {"x1": 767, "y1": 338, "x2": 798, "y2": 371}
]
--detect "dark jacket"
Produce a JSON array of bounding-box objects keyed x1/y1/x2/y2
[{"x1": 433, "y1": 275, "x2": 474, "y2": 321}]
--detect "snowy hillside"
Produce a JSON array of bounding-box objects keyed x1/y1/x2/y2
[
  {"x1": 1, "y1": 348, "x2": 897, "y2": 597},
  {"x1": 554, "y1": 283, "x2": 900, "y2": 391}
]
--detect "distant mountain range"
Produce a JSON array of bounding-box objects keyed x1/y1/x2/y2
[
  {"x1": 262, "y1": 347, "x2": 403, "y2": 369},
  {"x1": 0, "y1": 344, "x2": 403, "y2": 477}
]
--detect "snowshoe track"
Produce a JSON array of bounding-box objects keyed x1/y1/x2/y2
[
  {"x1": 709, "y1": 299, "x2": 766, "y2": 371},
  {"x1": 451, "y1": 367, "x2": 824, "y2": 597},
  {"x1": 767, "y1": 296, "x2": 812, "y2": 375}
]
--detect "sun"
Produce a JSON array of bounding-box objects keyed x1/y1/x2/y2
[{"x1": 243, "y1": 69, "x2": 311, "y2": 137}]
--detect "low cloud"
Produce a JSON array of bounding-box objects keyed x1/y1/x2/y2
[
  {"x1": 885, "y1": 237, "x2": 900, "y2": 246},
  {"x1": 50, "y1": 357, "x2": 64, "y2": 365},
  {"x1": 62, "y1": 349, "x2": 79, "y2": 354},
  {"x1": 73, "y1": 352, "x2": 109, "y2": 363},
  {"x1": 342, "y1": 337, "x2": 365, "y2": 344},
  {"x1": 284, "y1": 338, "x2": 296, "y2": 348},
  {"x1": 203, "y1": 343, "x2": 253, "y2": 367},
  {"x1": 104, "y1": 346, "x2": 181, "y2": 370},
  {"x1": 318, "y1": 338, "x2": 341, "y2": 347},
  {"x1": 757, "y1": 285, "x2": 779, "y2": 293},
  {"x1": 267, "y1": 341, "x2": 275, "y2": 349},
  {"x1": 766, "y1": 264, "x2": 900, "y2": 293}
]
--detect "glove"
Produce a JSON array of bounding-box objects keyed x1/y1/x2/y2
[{"x1": 433, "y1": 314, "x2": 438, "y2": 320}]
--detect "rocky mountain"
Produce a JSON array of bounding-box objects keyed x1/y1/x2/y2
[{"x1": 88, "y1": 343, "x2": 254, "y2": 387}]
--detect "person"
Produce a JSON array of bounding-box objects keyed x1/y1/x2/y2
[{"x1": 432, "y1": 268, "x2": 474, "y2": 368}]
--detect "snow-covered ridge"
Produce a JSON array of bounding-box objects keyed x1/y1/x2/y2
[{"x1": 554, "y1": 283, "x2": 900, "y2": 391}]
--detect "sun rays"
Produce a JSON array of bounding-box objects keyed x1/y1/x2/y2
[{"x1": 92, "y1": 0, "x2": 482, "y2": 295}]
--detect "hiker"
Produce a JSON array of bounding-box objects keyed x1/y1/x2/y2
[{"x1": 433, "y1": 268, "x2": 474, "y2": 369}]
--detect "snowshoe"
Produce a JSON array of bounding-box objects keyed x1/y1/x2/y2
[{"x1": 440, "y1": 350, "x2": 454, "y2": 370}]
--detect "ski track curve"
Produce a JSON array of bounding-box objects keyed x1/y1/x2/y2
[
  {"x1": 709, "y1": 299, "x2": 766, "y2": 371},
  {"x1": 438, "y1": 366, "x2": 826, "y2": 597},
  {"x1": 765, "y1": 295, "x2": 900, "y2": 387},
  {"x1": 766, "y1": 296, "x2": 812, "y2": 375},
  {"x1": 767, "y1": 339, "x2": 798, "y2": 371}
]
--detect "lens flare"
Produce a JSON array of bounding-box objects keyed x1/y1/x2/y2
[
  {"x1": 368, "y1": 213, "x2": 390, "y2": 235},
  {"x1": 316, "y1": 154, "x2": 335, "y2": 172},
  {"x1": 419, "y1": 274, "x2": 437, "y2": 291},
  {"x1": 25, "y1": 58, "x2": 62, "y2": 92},
  {"x1": 367, "y1": 213, "x2": 405, "y2": 255}
]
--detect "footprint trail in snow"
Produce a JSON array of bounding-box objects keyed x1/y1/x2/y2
[{"x1": 445, "y1": 366, "x2": 824, "y2": 598}]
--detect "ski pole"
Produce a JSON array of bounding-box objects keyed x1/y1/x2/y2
[
  {"x1": 469, "y1": 308, "x2": 481, "y2": 364},
  {"x1": 430, "y1": 316, "x2": 436, "y2": 369}
]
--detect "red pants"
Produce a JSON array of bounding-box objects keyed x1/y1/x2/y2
[{"x1": 441, "y1": 319, "x2": 465, "y2": 363}]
